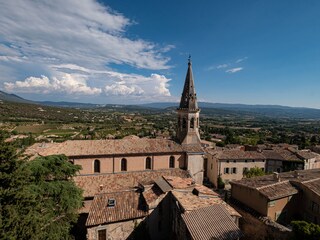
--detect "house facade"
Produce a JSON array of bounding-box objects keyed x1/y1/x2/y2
[{"x1": 230, "y1": 169, "x2": 320, "y2": 225}]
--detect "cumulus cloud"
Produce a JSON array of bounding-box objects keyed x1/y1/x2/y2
[
  {"x1": 103, "y1": 72, "x2": 171, "y2": 99},
  {"x1": 0, "y1": 0, "x2": 175, "y2": 102},
  {"x1": 4, "y1": 74, "x2": 102, "y2": 95},
  {"x1": 105, "y1": 83, "x2": 144, "y2": 96},
  {"x1": 0, "y1": 0, "x2": 171, "y2": 70},
  {"x1": 226, "y1": 67, "x2": 243, "y2": 73}
]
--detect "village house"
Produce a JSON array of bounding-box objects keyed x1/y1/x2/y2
[
  {"x1": 230, "y1": 169, "x2": 320, "y2": 225},
  {"x1": 204, "y1": 144, "x2": 320, "y2": 188}
]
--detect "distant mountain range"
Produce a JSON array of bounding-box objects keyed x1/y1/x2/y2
[{"x1": 1, "y1": 90, "x2": 320, "y2": 119}]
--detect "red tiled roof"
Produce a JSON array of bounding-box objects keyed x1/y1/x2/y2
[
  {"x1": 86, "y1": 190, "x2": 147, "y2": 226},
  {"x1": 182, "y1": 205, "x2": 242, "y2": 240},
  {"x1": 214, "y1": 150, "x2": 266, "y2": 161},
  {"x1": 25, "y1": 138, "x2": 186, "y2": 157},
  {"x1": 231, "y1": 169, "x2": 320, "y2": 200},
  {"x1": 74, "y1": 169, "x2": 190, "y2": 198},
  {"x1": 256, "y1": 181, "x2": 299, "y2": 200}
]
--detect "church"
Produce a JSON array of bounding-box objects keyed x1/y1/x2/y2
[{"x1": 26, "y1": 58, "x2": 205, "y2": 184}]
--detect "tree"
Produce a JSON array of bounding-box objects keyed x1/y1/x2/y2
[
  {"x1": 291, "y1": 221, "x2": 320, "y2": 240},
  {"x1": 0, "y1": 138, "x2": 83, "y2": 240},
  {"x1": 243, "y1": 166, "x2": 265, "y2": 178}
]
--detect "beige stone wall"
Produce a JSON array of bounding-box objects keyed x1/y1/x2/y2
[
  {"x1": 87, "y1": 219, "x2": 144, "y2": 240},
  {"x1": 267, "y1": 197, "x2": 292, "y2": 221},
  {"x1": 205, "y1": 153, "x2": 218, "y2": 187},
  {"x1": 220, "y1": 160, "x2": 265, "y2": 185},
  {"x1": 304, "y1": 157, "x2": 320, "y2": 170},
  {"x1": 295, "y1": 182, "x2": 320, "y2": 223},
  {"x1": 186, "y1": 153, "x2": 204, "y2": 184},
  {"x1": 74, "y1": 153, "x2": 185, "y2": 175},
  {"x1": 231, "y1": 184, "x2": 268, "y2": 215},
  {"x1": 75, "y1": 157, "x2": 113, "y2": 175}
]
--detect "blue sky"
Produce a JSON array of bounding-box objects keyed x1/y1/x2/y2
[{"x1": 0, "y1": 1, "x2": 320, "y2": 108}]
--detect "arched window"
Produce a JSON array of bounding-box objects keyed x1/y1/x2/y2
[
  {"x1": 94, "y1": 159, "x2": 100, "y2": 173},
  {"x1": 146, "y1": 157, "x2": 152, "y2": 170},
  {"x1": 182, "y1": 118, "x2": 187, "y2": 129},
  {"x1": 169, "y1": 156, "x2": 175, "y2": 168},
  {"x1": 190, "y1": 118, "x2": 195, "y2": 128},
  {"x1": 121, "y1": 158, "x2": 127, "y2": 171}
]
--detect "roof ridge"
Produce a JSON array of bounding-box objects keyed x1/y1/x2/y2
[
  {"x1": 301, "y1": 177, "x2": 320, "y2": 184},
  {"x1": 256, "y1": 180, "x2": 291, "y2": 190}
]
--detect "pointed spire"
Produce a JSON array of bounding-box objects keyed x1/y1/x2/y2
[{"x1": 179, "y1": 56, "x2": 198, "y2": 110}]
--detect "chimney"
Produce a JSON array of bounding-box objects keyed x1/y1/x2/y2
[
  {"x1": 273, "y1": 172, "x2": 280, "y2": 182},
  {"x1": 99, "y1": 184, "x2": 103, "y2": 191}
]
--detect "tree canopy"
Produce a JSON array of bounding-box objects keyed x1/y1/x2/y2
[
  {"x1": 243, "y1": 166, "x2": 265, "y2": 178},
  {"x1": 0, "y1": 138, "x2": 83, "y2": 240},
  {"x1": 291, "y1": 221, "x2": 320, "y2": 240}
]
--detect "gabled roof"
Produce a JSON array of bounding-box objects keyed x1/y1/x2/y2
[
  {"x1": 178, "y1": 59, "x2": 198, "y2": 111},
  {"x1": 231, "y1": 169, "x2": 320, "y2": 200},
  {"x1": 24, "y1": 138, "x2": 186, "y2": 157},
  {"x1": 74, "y1": 169, "x2": 190, "y2": 198},
  {"x1": 182, "y1": 205, "x2": 243, "y2": 240},
  {"x1": 86, "y1": 190, "x2": 147, "y2": 226}
]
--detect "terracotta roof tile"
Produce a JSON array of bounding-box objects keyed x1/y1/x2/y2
[
  {"x1": 172, "y1": 190, "x2": 241, "y2": 217},
  {"x1": 86, "y1": 190, "x2": 147, "y2": 226},
  {"x1": 25, "y1": 138, "x2": 185, "y2": 157},
  {"x1": 182, "y1": 205, "x2": 242, "y2": 240},
  {"x1": 74, "y1": 169, "x2": 190, "y2": 198}
]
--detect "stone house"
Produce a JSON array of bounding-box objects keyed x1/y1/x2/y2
[{"x1": 230, "y1": 169, "x2": 320, "y2": 225}]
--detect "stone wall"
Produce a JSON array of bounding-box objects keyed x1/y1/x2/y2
[{"x1": 87, "y1": 219, "x2": 144, "y2": 240}]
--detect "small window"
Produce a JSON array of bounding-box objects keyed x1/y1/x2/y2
[
  {"x1": 190, "y1": 118, "x2": 195, "y2": 128},
  {"x1": 245, "y1": 160, "x2": 248, "y2": 163},
  {"x1": 224, "y1": 167, "x2": 229, "y2": 174},
  {"x1": 233, "y1": 160, "x2": 236, "y2": 163},
  {"x1": 146, "y1": 157, "x2": 152, "y2": 170},
  {"x1": 121, "y1": 158, "x2": 127, "y2": 171},
  {"x1": 94, "y1": 159, "x2": 100, "y2": 173},
  {"x1": 226, "y1": 160, "x2": 229, "y2": 163},
  {"x1": 107, "y1": 198, "x2": 116, "y2": 207},
  {"x1": 268, "y1": 200, "x2": 275, "y2": 207},
  {"x1": 169, "y1": 156, "x2": 175, "y2": 168},
  {"x1": 211, "y1": 163, "x2": 213, "y2": 170},
  {"x1": 182, "y1": 118, "x2": 187, "y2": 129},
  {"x1": 232, "y1": 167, "x2": 237, "y2": 174},
  {"x1": 98, "y1": 229, "x2": 106, "y2": 240}
]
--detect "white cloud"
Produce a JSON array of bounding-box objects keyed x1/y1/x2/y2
[
  {"x1": 226, "y1": 67, "x2": 243, "y2": 73},
  {"x1": 0, "y1": 0, "x2": 171, "y2": 70},
  {"x1": 216, "y1": 64, "x2": 228, "y2": 69},
  {"x1": 0, "y1": 0, "x2": 176, "y2": 102},
  {"x1": 235, "y1": 57, "x2": 248, "y2": 63},
  {"x1": 103, "y1": 72, "x2": 171, "y2": 99},
  {"x1": 4, "y1": 74, "x2": 102, "y2": 95},
  {"x1": 105, "y1": 83, "x2": 144, "y2": 96}
]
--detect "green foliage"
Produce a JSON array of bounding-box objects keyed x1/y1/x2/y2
[
  {"x1": 217, "y1": 176, "x2": 225, "y2": 189},
  {"x1": 291, "y1": 221, "x2": 320, "y2": 240},
  {"x1": 243, "y1": 166, "x2": 265, "y2": 178},
  {"x1": 0, "y1": 140, "x2": 83, "y2": 240}
]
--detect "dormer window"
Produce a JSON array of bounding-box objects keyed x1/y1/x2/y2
[{"x1": 107, "y1": 198, "x2": 116, "y2": 207}]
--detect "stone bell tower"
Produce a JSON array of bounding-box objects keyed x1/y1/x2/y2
[{"x1": 177, "y1": 57, "x2": 201, "y2": 145}]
